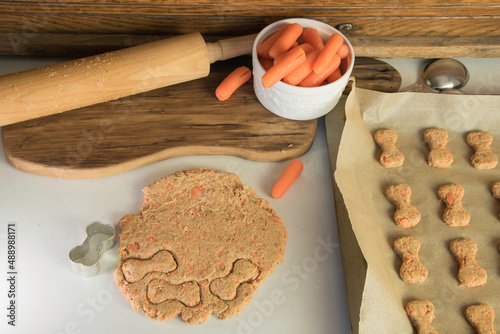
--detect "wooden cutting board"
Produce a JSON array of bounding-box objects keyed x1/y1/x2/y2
[{"x1": 1, "y1": 57, "x2": 401, "y2": 179}]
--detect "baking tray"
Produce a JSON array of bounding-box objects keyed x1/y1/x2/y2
[{"x1": 326, "y1": 87, "x2": 500, "y2": 333}]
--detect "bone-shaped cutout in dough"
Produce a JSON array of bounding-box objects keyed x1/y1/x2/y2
[
  {"x1": 394, "y1": 236, "x2": 428, "y2": 283},
  {"x1": 147, "y1": 279, "x2": 201, "y2": 307},
  {"x1": 437, "y1": 184, "x2": 470, "y2": 227},
  {"x1": 424, "y1": 128, "x2": 453, "y2": 168},
  {"x1": 405, "y1": 299, "x2": 440, "y2": 334},
  {"x1": 467, "y1": 131, "x2": 498, "y2": 170},
  {"x1": 450, "y1": 238, "x2": 487, "y2": 288},
  {"x1": 385, "y1": 184, "x2": 421, "y2": 228},
  {"x1": 374, "y1": 129, "x2": 404, "y2": 168},
  {"x1": 465, "y1": 304, "x2": 496, "y2": 334},
  {"x1": 122, "y1": 250, "x2": 177, "y2": 283},
  {"x1": 210, "y1": 259, "x2": 259, "y2": 300}
]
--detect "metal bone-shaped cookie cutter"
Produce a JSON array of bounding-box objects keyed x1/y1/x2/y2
[{"x1": 69, "y1": 221, "x2": 117, "y2": 276}]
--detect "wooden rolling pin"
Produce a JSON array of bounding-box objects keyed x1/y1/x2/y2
[{"x1": 0, "y1": 32, "x2": 257, "y2": 126}]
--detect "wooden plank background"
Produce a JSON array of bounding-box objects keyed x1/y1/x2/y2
[{"x1": 0, "y1": 0, "x2": 499, "y2": 58}]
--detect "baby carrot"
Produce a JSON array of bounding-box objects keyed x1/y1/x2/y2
[
  {"x1": 215, "y1": 66, "x2": 251, "y2": 101},
  {"x1": 283, "y1": 50, "x2": 320, "y2": 86},
  {"x1": 259, "y1": 56, "x2": 274, "y2": 71},
  {"x1": 273, "y1": 43, "x2": 314, "y2": 65},
  {"x1": 262, "y1": 47, "x2": 306, "y2": 88},
  {"x1": 301, "y1": 43, "x2": 315, "y2": 54},
  {"x1": 313, "y1": 33, "x2": 343, "y2": 74},
  {"x1": 299, "y1": 54, "x2": 341, "y2": 87},
  {"x1": 257, "y1": 25, "x2": 289, "y2": 59},
  {"x1": 339, "y1": 57, "x2": 349, "y2": 75},
  {"x1": 271, "y1": 159, "x2": 304, "y2": 199},
  {"x1": 302, "y1": 28, "x2": 324, "y2": 50},
  {"x1": 336, "y1": 44, "x2": 350, "y2": 59},
  {"x1": 326, "y1": 67, "x2": 342, "y2": 83},
  {"x1": 268, "y1": 23, "x2": 303, "y2": 59}
]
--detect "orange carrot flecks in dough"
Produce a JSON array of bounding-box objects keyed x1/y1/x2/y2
[
  {"x1": 465, "y1": 304, "x2": 496, "y2": 334},
  {"x1": 437, "y1": 184, "x2": 470, "y2": 227},
  {"x1": 394, "y1": 236, "x2": 428, "y2": 283},
  {"x1": 374, "y1": 129, "x2": 404, "y2": 168},
  {"x1": 450, "y1": 238, "x2": 487, "y2": 288},
  {"x1": 385, "y1": 184, "x2": 421, "y2": 228},
  {"x1": 405, "y1": 300, "x2": 439, "y2": 334}
]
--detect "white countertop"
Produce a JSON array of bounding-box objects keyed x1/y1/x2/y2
[{"x1": 0, "y1": 55, "x2": 499, "y2": 334}]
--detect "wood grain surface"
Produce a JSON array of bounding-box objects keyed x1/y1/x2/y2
[
  {"x1": 1, "y1": 57, "x2": 400, "y2": 179},
  {"x1": 2, "y1": 56, "x2": 316, "y2": 179},
  {"x1": 2, "y1": 34, "x2": 500, "y2": 60},
  {"x1": 0, "y1": 0, "x2": 499, "y2": 58}
]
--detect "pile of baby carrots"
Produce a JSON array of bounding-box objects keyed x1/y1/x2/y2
[{"x1": 216, "y1": 23, "x2": 350, "y2": 101}]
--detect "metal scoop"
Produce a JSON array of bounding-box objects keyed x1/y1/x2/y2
[{"x1": 403, "y1": 58, "x2": 469, "y2": 93}]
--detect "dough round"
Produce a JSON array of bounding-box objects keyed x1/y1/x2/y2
[{"x1": 114, "y1": 168, "x2": 287, "y2": 324}]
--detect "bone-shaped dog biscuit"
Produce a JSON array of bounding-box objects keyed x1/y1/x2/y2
[
  {"x1": 147, "y1": 279, "x2": 201, "y2": 307},
  {"x1": 450, "y1": 238, "x2": 487, "y2": 288},
  {"x1": 394, "y1": 236, "x2": 428, "y2": 283},
  {"x1": 374, "y1": 129, "x2": 404, "y2": 168},
  {"x1": 210, "y1": 259, "x2": 259, "y2": 300},
  {"x1": 405, "y1": 299, "x2": 440, "y2": 334},
  {"x1": 467, "y1": 131, "x2": 498, "y2": 170},
  {"x1": 492, "y1": 182, "x2": 500, "y2": 221},
  {"x1": 424, "y1": 128, "x2": 453, "y2": 168},
  {"x1": 385, "y1": 184, "x2": 421, "y2": 228},
  {"x1": 437, "y1": 184, "x2": 470, "y2": 227},
  {"x1": 465, "y1": 304, "x2": 496, "y2": 334},
  {"x1": 121, "y1": 250, "x2": 177, "y2": 283}
]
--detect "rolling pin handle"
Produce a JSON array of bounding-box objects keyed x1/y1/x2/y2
[{"x1": 206, "y1": 33, "x2": 257, "y2": 63}]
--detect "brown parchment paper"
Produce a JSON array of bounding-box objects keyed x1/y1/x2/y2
[{"x1": 334, "y1": 84, "x2": 500, "y2": 333}]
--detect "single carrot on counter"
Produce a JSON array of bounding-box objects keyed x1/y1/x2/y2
[
  {"x1": 302, "y1": 28, "x2": 324, "y2": 50},
  {"x1": 271, "y1": 159, "x2": 304, "y2": 199},
  {"x1": 257, "y1": 25, "x2": 289, "y2": 59},
  {"x1": 299, "y1": 54, "x2": 341, "y2": 87},
  {"x1": 262, "y1": 47, "x2": 306, "y2": 88},
  {"x1": 268, "y1": 23, "x2": 303, "y2": 59},
  {"x1": 283, "y1": 50, "x2": 320, "y2": 86},
  {"x1": 313, "y1": 33, "x2": 343, "y2": 74},
  {"x1": 215, "y1": 66, "x2": 252, "y2": 101}
]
